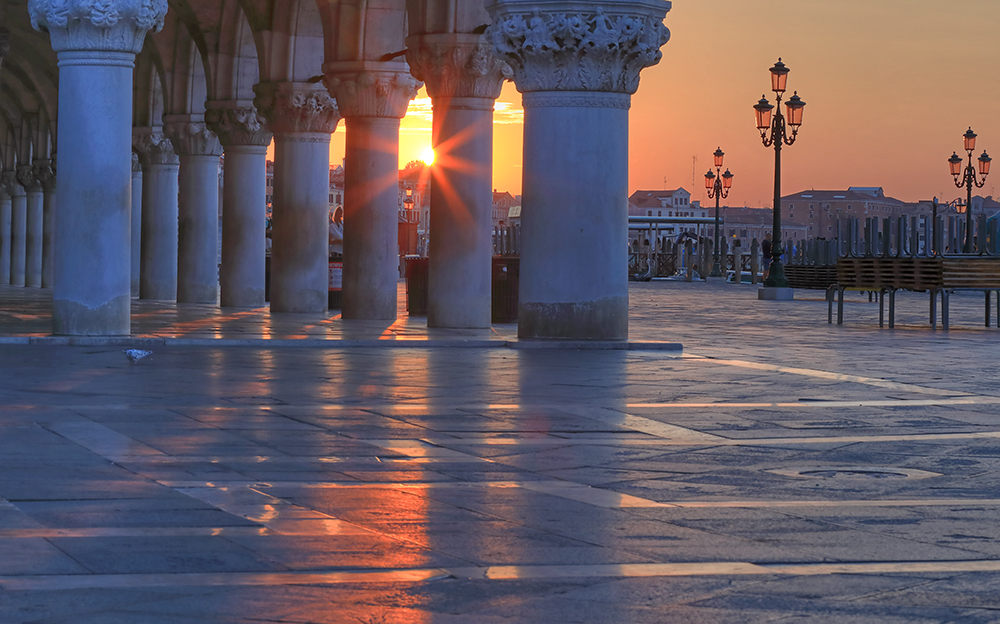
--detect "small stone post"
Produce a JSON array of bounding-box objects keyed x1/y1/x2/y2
[
  {"x1": 733, "y1": 240, "x2": 742, "y2": 285},
  {"x1": 685, "y1": 239, "x2": 693, "y2": 282}
]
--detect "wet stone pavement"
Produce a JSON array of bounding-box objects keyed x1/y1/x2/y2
[{"x1": 2, "y1": 281, "x2": 1000, "y2": 622}]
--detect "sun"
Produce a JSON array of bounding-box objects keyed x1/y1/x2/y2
[{"x1": 420, "y1": 147, "x2": 436, "y2": 165}]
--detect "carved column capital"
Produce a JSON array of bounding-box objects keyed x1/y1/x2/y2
[
  {"x1": 162, "y1": 118, "x2": 223, "y2": 157},
  {"x1": 132, "y1": 129, "x2": 179, "y2": 166},
  {"x1": 0, "y1": 171, "x2": 14, "y2": 200},
  {"x1": 33, "y1": 160, "x2": 57, "y2": 193},
  {"x1": 486, "y1": 3, "x2": 670, "y2": 94},
  {"x1": 405, "y1": 35, "x2": 509, "y2": 101},
  {"x1": 17, "y1": 165, "x2": 43, "y2": 193},
  {"x1": 132, "y1": 152, "x2": 142, "y2": 172},
  {"x1": 28, "y1": 0, "x2": 168, "y2": 54},
  {"x1": 322, "y1": 62, "x2": 421, "y2": 119},
  {"x1": 204, "y1": 104, "x2": 273, "y2": 148},
  {"x1": 253, "y1": 82, "x2": 340, "y2": 136}
]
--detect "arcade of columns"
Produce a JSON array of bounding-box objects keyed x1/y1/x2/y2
[{"x1": 0, "y1": 0, "x2": 670, "y2": 340}]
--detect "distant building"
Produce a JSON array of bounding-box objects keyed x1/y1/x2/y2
[
  {"x1": 781, "y1": 187, "x2": 914, "y2": 239},
  {"x1": 628, "y1": 188, "x2": 707, "y2": 239},
  {"x1": 628, "y1": 188, "x2": 702, "y2": 219},
  {"x1": 717, "y1": 206, "x2": 808, "y2": 249},
  {"x1": 492, "y1": 190, "x2": 516, "y2": 228}
]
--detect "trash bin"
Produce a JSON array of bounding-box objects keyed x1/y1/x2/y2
[
  {"x1": 405, "y1": 256, "x2": 428, "y2": 315},
  {"x1": 328, "y1": 257, "x2": 342, "y2": 309},
  {"x1": 492, "y1": 256, "x2": 519, "y2": 323}
]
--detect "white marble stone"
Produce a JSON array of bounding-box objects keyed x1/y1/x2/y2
[
  {"x1": 20, "y1": 166, "x2": 44, "y2": 288},
  {"x1": 38, "y1": 161, "x2": 56, "y2": 289},
  {"x1": 130, "y1": 154, "x2": 142, "y2": 297},
  {"x1": 165, "y1": 118, "x2": 223, "y2": 305},
  {"x1": 9, "y1": 176, "x2": 26, "y2": 287},
  {"x1": 324, "y1": 64, "x2": 420, "y2": 320},
  {"x1": 407, "y1": 33, "x2": 506, "y2": 329},
  {"x1": 488, "y1": 0, "x2": 671, "y2": 340},
  {"x1": 254, "y1": 83, "x2": 339, "y2": 313},
  {"x1": 134, "y1": 130, "x2": 179, "y2": 301},
  {"x1": 206, "y1": 104, "x2": 272, "y2": 309},
  {"x1": 0, "y1": 172, "x2": 13, "y2": 286},
  {"x1": 30, "y1": 0, "x2": 168, "y2": 335}
]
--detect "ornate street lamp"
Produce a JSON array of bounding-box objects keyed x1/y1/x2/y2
[
  {"x1": 704, "y1": 147, "x2": 733, "y2": 278},
  {"x1": 949, "y1": 127, "x2": 990, "y2": 253},
  {"x1": 753, "y1": 58, "x2": 806, "y2": 288},
  {"x1": 403, "y1": 186, "x2": 415, "y2": 220}
]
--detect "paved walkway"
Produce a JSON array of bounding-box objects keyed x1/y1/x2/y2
[{"x1": 2, "y1": 281, "x2": 1000, "y2": 622}]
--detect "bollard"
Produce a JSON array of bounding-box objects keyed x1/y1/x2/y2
[
  {"x1": 733, "y1": 242, "x2": 742, "y2": 285},
  {"x1": 750, "y1": 238, "x2": 760, "y2": 284},
  {"x1": 685, "y1": 239, "x2": 693, "y2": 282}
]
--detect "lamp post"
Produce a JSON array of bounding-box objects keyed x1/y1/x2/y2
[
  {"x1": 948, "y1": 127, "x2": 991, "y2": 253},
  {"x1": 704, "y1": 147, "x2": 733, "y2": 278},
  {"x1": 753, "y1": 58, "x2": 806, "y2": 288},
  {"x1": 403, "y1": 186, "x2": 415, "y2": 217}
]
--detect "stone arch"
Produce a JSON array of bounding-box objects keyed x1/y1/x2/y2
[
  {"x1": 145, "y1": 12, "x2": 208, "y2": 118},
  {"x1": 133, "y1": 43, "x2": 167, "y2": 128},
  {"x1": 315, "y1": 0, "x2": 408, "y2": 63},
  {"x1": 254, "y1": 0, "x2": 326, "y2": 83}
]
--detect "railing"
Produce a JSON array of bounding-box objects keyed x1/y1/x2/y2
[
  {"x1": 628, "y1": 236, "x2": 767, "y2": 284},
  {"x1": 493, "y1": 225, "x2": 520, "y2": 256}
]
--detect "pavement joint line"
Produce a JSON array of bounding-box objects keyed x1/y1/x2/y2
[
  {"x1": 626, "y1": 397, "x2": 1000, "y2": 408},
  {"x1": 6, "y1": 559, "x2": 1000, "y2": 590},
  {"x1": 0, "y1": 335, "x2": 684, "y2": 351},
  {"x1": 153, "y1": 480, "x2": 1000, "y2": 511},
  {"x1": 686, "y1": 354, "x2": 977, "y2": 397},
  {"x1": 9, "y1": 395, "x2": 996, "y2": 412}
]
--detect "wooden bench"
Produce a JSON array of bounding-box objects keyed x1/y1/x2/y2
[
  {"x1": 784, "y1": 265, "x2": 838, "y2": 290},
  {"x1": 828, "y1": 256, "x2": 1000, "y2": 329}
]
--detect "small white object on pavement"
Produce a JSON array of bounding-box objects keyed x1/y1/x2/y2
[{"x1": 123, "y1": 349, "x2": 153, "y2": 364}]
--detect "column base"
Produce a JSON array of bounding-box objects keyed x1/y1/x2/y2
[
  {"x1": 518, "y1": 297, "x2": 627, "y2": 340},
  {"x1": 758, "y1": 287, "x2": 794, "y2": 301},
  {"x1": 53, "y1": 295, "x2": 130, "y2": 336},
  {"x1": 221, "y1": 289, "x2": 265, "y2": 309}
]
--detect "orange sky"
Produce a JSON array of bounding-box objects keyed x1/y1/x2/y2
[{"x1": 329, "y1": 0, "x2": 1000, "y2": 207}]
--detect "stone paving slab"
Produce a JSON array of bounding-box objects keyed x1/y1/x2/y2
[{"x1": 2, "y1": 281, "x2": 1000, "y2": 621}]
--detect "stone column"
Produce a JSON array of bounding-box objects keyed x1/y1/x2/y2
[
  {"x1": 0, "y1": 172, "x2": 13, "y2": 285},
  {"x1": 21, "y1": 164, "x2": 45, "y2": 287},
  {"x1": 254, "y1": 83, "x2": 340, "y2": 313},
  {"x1": 10, "y1": 168, "x2": 28, "y2": 286},
  {"x1": 324, "y1": 64, "x2": 420, "y2": 320},
  {"x1": 133, "y1": 130, "x2": 179, "y2": 301},
  {"x1": 29, "y1": 0, "x2": 168, "y2": 335},
  {"x1": 164, "y1": 117, "x2": 223, "y2": 304},
  {"x1": 130, "y1": 153, "x2": 142, "y2": 296},
  {"x1": 38, "y1": 161, "x2": 56, "y2": 288},
  {"x1": 407, "y1": 36, "x2": 506, "y2": 329},
  {"x1": 488, "y1": 1, "x2": 670, "y2": 339},
  {"x1": 205, "y1": 103, "x2": 273, "y2": 308}
]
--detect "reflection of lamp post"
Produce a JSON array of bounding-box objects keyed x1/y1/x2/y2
[
  {"x1": 948, "y1": 127, "x2": 991, "y2": 253},
  {"x1": 753, "y1": 58, "x2": 806, "y2": 288},
  {"x1": 704, "y1": 147, "x2": 733, "y2": 278}
]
